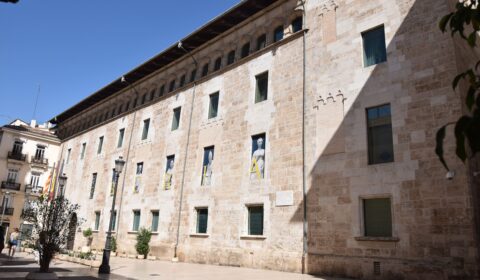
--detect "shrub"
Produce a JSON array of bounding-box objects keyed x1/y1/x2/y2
[
  {"x1": 82, "y1": 228, "x2": 92, "y2": 238},
  {"x1": 135, "y1": 228, "x2": 152, "y2": 258},
  {"x1": 110, "y1": 236, "x2": 117, "y2": 252}
]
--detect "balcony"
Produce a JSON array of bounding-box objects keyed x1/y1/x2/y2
[
  {"x1": 31, "y1": 156, "x2": 48, "y2": 168},
  {"x1": 1, "y1": 181, "x2": 21, "y2": 191},
  {"x1": 25, "y1": 184, "x2": 43, "y2": 196},
  {"x1": 7, "y1": 151, "x2": 26, "y2": 162},
  {"x1": 0, "y1": 206, "x2": 14, "y2": 216}
]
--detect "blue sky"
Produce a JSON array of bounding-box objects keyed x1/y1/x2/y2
[{"x1": 0, "y1": 0, "x2": 239, "y2": 124}]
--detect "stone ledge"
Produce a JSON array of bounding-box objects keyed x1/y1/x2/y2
[
  {"x1": 127, "y1": 231, "x2": 138, "y2": 235},
  {"x1": 240, "y1": 235, "x2": 267, "y2": 240},
  {"x1": 354, "y1": 236, "x2": 400, "y2": 242},
  {"x1": 189, "y1": 233, "x2": 209, "y2": 238}
]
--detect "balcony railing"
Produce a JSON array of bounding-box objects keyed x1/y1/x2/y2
[
  {"x1": 1, "y1": 181, "x2": 21, "y2": 191},
  {"x1": 25, "y1": 184, "x2": 43, "y2": 195},
  {"x1": 7, "y1": 151, "x2": 26, "y2": 162},
  {"x1": 31, "y1": 156, "x2": 48, "y2": 166},
  {"x1": 0, "y1": 206, "x2": 14, "y2": 216}
]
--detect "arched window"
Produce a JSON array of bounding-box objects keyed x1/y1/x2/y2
[
  {"x1": 149, "y1": 89, "x2": 155, "y2": 100},
  {"x1": 214, "y1": 57, "x2": 222, "y2": 71},
  {"x1": 169, "y1": 80, "x2": 176, "y2": 92},
  {"x1": 257, "y1": 34, "x2": 266, "y2": 50},
  {"x1": 273, "y1": 25, "x2": 284, "y2": 42},
  {"x1": 227, "y1": 50, "x2": 235, "y2": 65},
  {"x1": 190, "y1": 69, "x2": 197, "y2": 82},
  {"x1": 241, "y1": 42, "x2": 250, "y2": 58},
  {"x1": 179, "y1": 74, "x2": 186, "y2": 87},
  {"x1": 202, "y1": 63, "x2": 209, "y2": 77},
  {"x1": 292, "y1": 16, "x2": 303, "y2": 33}
]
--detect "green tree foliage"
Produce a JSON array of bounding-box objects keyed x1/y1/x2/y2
[
  {"x1": 21, "y1": 196, "x2": 81, "y2": 273},
  {"x1": 82, "y1": 228, "x2": 92, "y2": 238},
  {"x1": 110, "y1": 236, "x2": 117, "y2": 252},
  {"x1": 437, "y1": 0, "x2": 480, "y2": 170},
  {"x1": 135, "y1": 228, "x2": 152, "y2": 259}
]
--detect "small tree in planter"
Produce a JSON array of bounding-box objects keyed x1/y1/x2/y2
[
  {"x1": 82, "y1": 228, "x2": 93, "y2": 247},
  {"x1": 21, "y1": 195, "x2": 80, "y2": 274},
  {"x1": 110, "y1": 236, "x2": 117, "y2": 256},
  {"x1": 135, "y1": 228, "x2": 152, "y2": 259}
]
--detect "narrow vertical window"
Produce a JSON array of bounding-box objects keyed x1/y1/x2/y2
[
  {"x1": 132, "y1": 210, "x2": 141, "y2": 232},
  {"x1": 201, "y1": 146, "x2": 214, "y2": 186},
  {"x1": 273, "y1": 25, "x2": 284, "y2": 42},
  {"x1": 362, "y1": 25, "x2": 387, "y2": 67},
  {"x1": 208, "y1": 92, "x2": 219, "y2": 119},
  {"x1": 256, "y1": 34, "x2": 267, "y2": 50},
  {"x1": 202, "y1": 63, "x2": 209, "y2": 77},
  {"x1": 66, "y1": 148, "x2": 71, "y2": 164},
  {"x1": 190, "y1": 69, "x2": 197, "y2": 82},
  {"x1": 241, "y1": 42, "x2": 250, "y2": 58},
  {"x1": 214, "y1": 57, "x2": 222, "y2": 71},
  {"x1": 169, "y1": 80, "x2": 176, "y2": 92},
  {"x1": 117, "y1": 128, "x2": 125, "y2": 148},
  {"x1": 248, "y1": 206, "x2": 264, "y2": 235},
  {"x1": 94, "y1": 211, "x2": 101, "y2": 231},
  {"x1": 196, "y1": 208, "x2": 208, "y2": 234},
  {"x1": 159, "y1": 85, "x2": 165, "y2": 97},
  {"x1": 149, "y1": 89, "x2": 155, "y2": 101},
  {"x1": 171, "y1": 107, "x2": 181, "y2": 131},
  {"x1": 141, "y1": 94, "x2": 147, "y2": 104},
  {"x1": 255, "y1": 72, "x2": 269, "y2": 103},
  {"x1": 90, "y1": 173, "x2": 97, "y2": 199},
  {"x1": 136, "y1": 162, "x2": 144, "y2": 175},
  {"x1": 142, "y1": 119, "x2": 150, "y2": 140},
  {"x1": 97, "y1": 136, "x2": 104, "y2": 154},
  {"x1": 151, "y1": 211, "x2": 159, "y2": 232},
  {"x1": 80, "y1": 143, "x2": 86, "y2": 159},
  {"x1": 292, "y1": 16, "x2": 303, "y2": 33},
  {"x1": 179, "y1": 74, "x2": 186, "y2": 87},
  {"x1": 227, "y1": 50, "x2": 235, "y2": 65},
  {"x1": 363, "y1": 198, "x2": 392, "y2": 237},
  {"x1": 366, "y1": 104, "x2": 394, "y2": 164}
]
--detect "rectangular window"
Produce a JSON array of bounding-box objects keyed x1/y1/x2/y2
[
  {"x1": 141, "y1": 94, "x2": 147, "y2": 105},
  {"x1": 248, "y1": 206, "x2": 264, "y2": 236},
  {"x1": 362, "y1": 25, "x2": 387, "y2": 67},
  {"x1": 214, "y1": 57, "x2": 222, "y2": 71},
  {"x1": 7, "y1": 169, "x2": 18, "y2": 183},
  {"x1": 169, "y1": 80, "x2": 176, "y2": 92},
  {"x1": 132, "y1": 210, "x2": 141, "y2": 231},
  {"x1": 241, "y1": 42, "x2": 250, "y2": 58},
  {"x1": 190, "y1": 69, "x2": 197, "y2": 82},
  {"x1": 255, "y1": 72, "x2": 268, "y2": 103},
  {"x1": 367, "y1": 104, "x2": 394, "y2": 164},
  {"x1": 179, "y1": 74, "x2": 186, "y2": 87},
  {"x1": 80, "y1": 143, "x2": 86, "y2": 159},
  {"x1": 208, "y1": 92, "x2": 219, "y2": 119},
  {"x1": 196, "y1": 208, "x2": 208, "y2": 234},
  {"x1": 29, "y1": 173, "x2": 40, "y2": 188},
  {"x1": 171, "y1": 107, "x2": 181, "y2": 131},
  {"x1": 363, "y1": 198, "x2": 392, "y2": 237},
  {"x1": 159, "y1": 85, "x2": 165, "y2": 97},
  {"x1": 151, "y1": 211, "x2": 159, "y2": 232},
  {"x1": 292, "y1": 16, "x2": 303, "y2": 33},
  {"x1": 34, "y1": 145, "x2": 45, "y2": 160},
  {"x1": 257, "y1": 34, "x2": 266, "y2": 50},
  {"x1": 273, "y1": 26, "x2": 284, "y2": 42},
  {"x1": 136, "y1": 162, "x2": 144, "y2": 175},
  {"x1": 227, "y1": 50, "x2": 235, "y2": 65},
  {"x1": 111, "y1": 210, "x2": 117, "y2": 231},
  {"x1": 142, "y1": 119, "x2": 150, "y2": 140},
  {"x1": 201, "y1": 146, "x2": 214, "y2": 186},
  {"x1": 66, "y1": 148, "x2": 71, "y2": 163},
  {"x1": 118, "y1": 128, "x2": 125, "y2": 148},
  {"x1": 202, "y1": 63, "x2": 209, "y2": 77},
  {"x1": 94, "y1": 211, "x2": 101, "y2": 231},
  {"x1": 97, "y1": 136, "x2": 104, "y2": 154},
  {"x1": 13, "y1": 141, "x2": 23, "y2": 154},
  {"x1": 90, "y1": 173, "x2": 97, "y2": 199}
]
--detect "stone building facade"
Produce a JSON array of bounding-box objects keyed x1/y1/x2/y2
[
  {"x1": 0, "y1": 119, "x2": 60, "y2": 239},
  {"x1": 51, "y1": 0, "x2": 479, "y2": 279}
]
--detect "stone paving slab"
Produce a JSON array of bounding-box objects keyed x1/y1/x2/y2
[{"x1": 0, "y1": 253, "x2": 351, "y2": 280}]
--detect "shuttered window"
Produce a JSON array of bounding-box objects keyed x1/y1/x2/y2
[
  {"x1": 367, "y1": 104, "x2": 394, "y2": 164},
  {"x1": 151, "y1": 211, "x2": 159, "y2": 232},
  {"x1": 208, "y1": 92, "x2": 219, "y2": 119},
  {"x1": 362, "y1": 25, "x2": 387, "y2": 67},
  {"x1": 132, "y1": 210, "x2": 141, "y2": 231},
  {"x1": 248, "y1": 206, "x2": 264, "y2": 235},
  {"x1": 172, "y1": 107, "x2": 181, "y2": 131},
  {"x1": 255, "y1": 72, "x2": 268, "y2": 103},
  {"x1": 363, "y1": 198, "x2": 392, "y2": 237},
  {"x1": 196, "y1": 208, "x2": 208, "y2": 234}
]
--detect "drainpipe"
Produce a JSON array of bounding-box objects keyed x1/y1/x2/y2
[
  {"x1": 174, "y1": 41, "x2": 198, "y2": 260},
  {"x1": 115, "y1": 78, "x2": 140, "y2": 240},
  {"x1": 299, "y1": 0, "x2": 308, "y2": 275}
]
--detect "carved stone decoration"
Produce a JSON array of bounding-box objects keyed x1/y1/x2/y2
[
  {"x1": 319, "y1": 0, "x2": 338, "y2": 14},
  {"x1": 314, "y1": 90, "x2": 346, "y2": 109},
  {"x1": 250, "y1": 134, "x2": 266, "y2": 180}
]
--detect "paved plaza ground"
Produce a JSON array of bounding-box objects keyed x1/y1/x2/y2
[{"x1": 0, "y1": 252, "x2": 349, "y2": 280}]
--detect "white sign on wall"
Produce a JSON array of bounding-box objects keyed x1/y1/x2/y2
[{"x1": 275, "y1": 191, "x2": 294, "y2": 207}]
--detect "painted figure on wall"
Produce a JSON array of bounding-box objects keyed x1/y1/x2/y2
[
  {"x1": 164, "y1": 156, "x2": 175, "y2": 190},
  {"x1": 250, "y1": 136, "x2": 265, "y2": 180},
  {"x1": 202, "y1": 148, "x2": 214, "y2": 186}
]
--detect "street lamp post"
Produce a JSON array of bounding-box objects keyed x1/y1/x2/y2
[{"x1": 99, "y1": 156, "x2": 125, "y2": 274}]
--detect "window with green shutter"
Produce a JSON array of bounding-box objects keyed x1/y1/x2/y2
[
  {"x1": 151, "y1": 211, "x2": 159, "y2": 232},
  {"x1": 363, "y1": 198, "x2": 392, "y2": 237},
  {"x1": 208, "y1": 92, "x2": 219, "y2": 119},
  {"x1": 248, "y1": 206, "x2": 264, "y2": 235},
  {"x1": 362, "y1": 25, "x2": 387, "y2": 67},
  {"x1": 255, "y1": 72, "x2": 268, "y2": 103},
  {"x1": 142, "y1": 119, "x2": 150, "y2": 140},
  {"x1": 132, "y1": 210, "x2": 141, "y2": 232},
  {"x1": 196, "y1": 208, "x2": 208, "y2": 234},
  {"x1": 94, "y1": 211, "x2": 100, "y2": 231},
  {"x1": 366, "y1": 104, "x2": 394, "y2": 164},
  {"x1": 172, "y1": 107, "x2": 181, "y2": 131}
]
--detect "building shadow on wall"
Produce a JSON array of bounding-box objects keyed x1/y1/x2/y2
[{"x1": 290, "y1": 0, "x2": 468, "y2": 279}]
